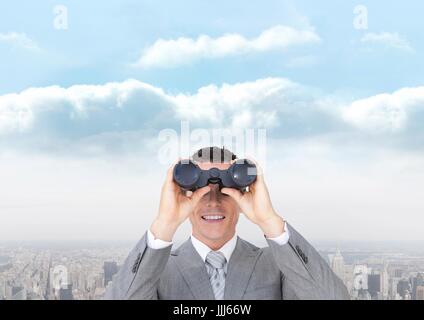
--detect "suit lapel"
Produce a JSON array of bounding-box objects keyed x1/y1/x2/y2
[
  {"x1": 173, "y1": 236, "x2": 261, "y2": 300},
  {"x1": 224, "y1": 237, "x2": 262, "y2": 300},
  {"x1": 173, "y1": 238, "x2": 215, "y2": 300}
]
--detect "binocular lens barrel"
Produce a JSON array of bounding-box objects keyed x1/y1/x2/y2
[{"x1": 173, "y1": 161, "x2": 200, "y2": 189}]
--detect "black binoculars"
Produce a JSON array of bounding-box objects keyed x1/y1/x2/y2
[{"x1": 173, "y1": 159, "x2": 257, "y2": 191}]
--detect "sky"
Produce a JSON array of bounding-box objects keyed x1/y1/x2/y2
[{"x1": 1, "y1": 0, "x2": 424, "y2": 244}]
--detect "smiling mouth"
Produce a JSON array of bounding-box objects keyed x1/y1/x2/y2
[{"x1": 201, "y1": 215, "x2": 225, "y2": 221}]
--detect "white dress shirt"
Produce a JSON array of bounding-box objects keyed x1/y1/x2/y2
[
  {"x1": 146, "y1": 221, "x2": 290, "y2": 253},
  {"x1": 190, "y1": 232, "x2": 238, "y2": 263}
]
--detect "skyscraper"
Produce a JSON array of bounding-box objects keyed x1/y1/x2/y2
[
  {"x1": 397, "y1": 279, "x2": 411, "y2": 299},
  {"x1": 368, "y1": 273, "x2": 381, "y2": 299},
  {"x1": 331, "y1": 248, "x2": 345, "y2": 283},
  {"x1": 11, "y1": 286, "x2": 26, "y2": 300},
  {"x1": 59, "y1": 284, "x2": 74, "y2": 300},
  {"x1": 412, "y1": 273, "x2": 424, "y2": 300},
  {"x1": 352, "y1": 265, "x2": 370, "y2": 300},
  {"x1": 394, "y1": 269, "x2": 403, "y2": 278},
  {"x1": 416, "y1": 286, "x2": 424, "y2": 300},
  {"x1": 103, "y1": 261, "x2": 118, "y2": 287},
  {"x1": 380, "y1": 263, "x2": 389, "y2": 300}
]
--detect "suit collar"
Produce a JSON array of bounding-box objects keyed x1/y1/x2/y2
[{"x1": 190, "y1": 233, "x2": 238, "y2": 263}]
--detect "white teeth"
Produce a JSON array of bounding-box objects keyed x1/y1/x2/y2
[{"x1": 202, "y1": 215, "x2": 224, "y2": 220}]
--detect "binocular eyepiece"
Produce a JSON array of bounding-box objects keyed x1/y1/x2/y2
[{"x1": 173, "y1": 159, "x2": 257, "y2": 191}]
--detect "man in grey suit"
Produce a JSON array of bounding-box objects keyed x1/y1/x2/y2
[{"x1": 104, "y1": 146, "x2": 349, "y2": 300}]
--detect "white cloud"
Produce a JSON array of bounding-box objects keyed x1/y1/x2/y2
[
  {"x1": 2, "y1": 78, "x2": 424, "y2": 156},
  {"x1": 342, "y1": 86, "x2": 424, "y2": 132},
  {"x1": 0, "y1": 32, "x2": 40, "y2": 51},
  {"x1": 134, "y1": 25, "x2": 321, "y2": 68},
  {"x1": 171, "y1": 77, "x2": 300, "y2": 128},
  {"x1": 0, "y1": 77, "x2": 321, "y2": 143},
  {"x1": 360, "y1": 32, "x2": 414, "y2": 52},
  {"x1": 0, "y1": 79, "x2": 170, "y2": 136}
]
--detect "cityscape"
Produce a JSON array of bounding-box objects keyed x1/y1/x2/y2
[
  {"x1": 0, "y1": 241, "x2": 128, "y2": 300},
  {"x1": 322, "y1": 244, "x2": 424, "y2": 300},
  {"x1": 1, "y1": 240, "x2": 424, "y2": 300}
]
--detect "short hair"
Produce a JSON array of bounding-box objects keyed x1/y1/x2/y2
[{"x1": 191, "y1": 146, "x2": 237, "y2": 163}]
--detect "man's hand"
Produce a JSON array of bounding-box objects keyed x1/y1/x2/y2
[
  {"x1": 221, "y1": 161, "x2": 285, "y2": 238},
  {"x1": 150, "y1": 163, "x2": 211, "y2": 242}
]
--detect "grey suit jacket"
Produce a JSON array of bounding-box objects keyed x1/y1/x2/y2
[{"x1": 104, "y1": 223, "x2": 350, "y2": 300}]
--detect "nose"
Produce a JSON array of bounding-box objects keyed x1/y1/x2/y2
[{"x1": 205, "y1": 184, "x2": 222, "y2": 207}]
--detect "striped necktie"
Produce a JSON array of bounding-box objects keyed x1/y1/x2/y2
[{"x1": 205, "y1": 251, "x2": 227, "y2": 300}]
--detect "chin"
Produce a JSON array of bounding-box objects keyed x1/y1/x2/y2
[{"x1": 202, "y1": 230, "x2": 226, "y2": 241}]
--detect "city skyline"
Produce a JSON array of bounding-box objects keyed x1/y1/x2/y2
[{"x1": 2, "y1": 240, "x2": 424, "y2": 300}]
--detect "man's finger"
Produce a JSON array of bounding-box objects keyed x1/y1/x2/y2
[
  {"x1": 191, "y1": 186, "x2": 211, "y2": 202},
  {"x1": 221, "y1": 187, "x2": 243, "y2": 202}
]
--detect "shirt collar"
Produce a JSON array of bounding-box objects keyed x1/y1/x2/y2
[{"x1": 190, "y1": 233, "x2": 238, "y2": 263}]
